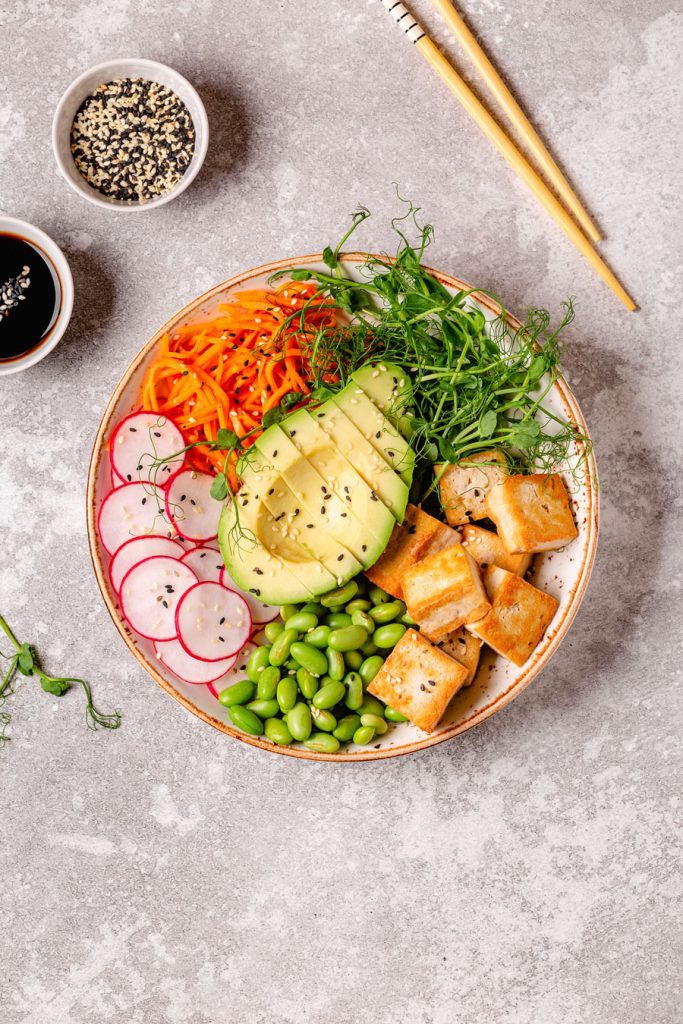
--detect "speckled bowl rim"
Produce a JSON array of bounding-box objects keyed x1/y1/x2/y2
[{"x1": 86, "y1": 254, "x2": 599, "y2": 762}]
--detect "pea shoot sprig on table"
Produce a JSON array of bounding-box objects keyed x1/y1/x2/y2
[{"x1": 0, "y1": 615, "x2": 121, "y2": 746}]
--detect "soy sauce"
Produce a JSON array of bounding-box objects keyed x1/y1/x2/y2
[{"x1": 0, "y1": 233, "x2": 61, "y2": 362}]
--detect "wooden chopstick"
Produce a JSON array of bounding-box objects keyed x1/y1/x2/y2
[
  {"x1": 429, "y1": 0, "x2": 602, "y2": 243},
  {"x1": 379, "y1": 1, "x2": 636, "y2": 311}
]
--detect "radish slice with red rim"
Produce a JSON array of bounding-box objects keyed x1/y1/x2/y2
[
  {"x1": 165, "y1": 468, "x2": 221, "y2": 542},
  {"x1": 219, "y1": 566, "x2": 279, "y2": 625},
  {"x1": 206, "y1": 642, "x2": 257, "y2": 699},
  {"x1": 110, "y1": 411, "x2": 185, "y2": 486},
  {"x1": 180, "y1": 545, "x2": 225, "y2": 583},
  {"x1": 119, "y1": 556, "x2": 198, "y2": 641},
  {"x1": 175, "y1": 581, "x2": 251, "y2": 660},
  {"x1": 110, "y1": 535, "x2": 185, "y2": 593},
  {"x1": 98, "y1": 482, "x2": 171, "y2": 555},
  {"x1": 154, "y1": 637, "x2": 237, "y2": 685}
]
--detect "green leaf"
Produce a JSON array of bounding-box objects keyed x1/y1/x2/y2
[
  {"x1": 438, "y1": 437, "x2": 457, "y2": 462},
  {"x1": 214, "y1": 427, "x2": 239, "y2": 450},
  {"x1": 479, "y1": 410, "x2": 498, "y2": 438},
  {"x1": 509, "y1": 419, "x2": 541, "y2": 448},
  {"x1": 322, "y1": 246, "x2": 338, "y2": 269},
  {"x1": 261, "y1": 407, "x2": 282, "y2": 429},
  {"x1": 279, "y1": 391, "x2": 303, "y2": 412},
  {"x1": 17, "y1": 643, "x2": 34, "y2": 676},
  {"x1": 40, "y1": 676, "x2": 71, "y2": 696},
  {"x1": 527, "y1": 354, "x2": 547, "y2": 383},
  {"x1": 210, "y1": 473, "x2": 228, "y2": 501},
  {"x1": 289, "y1": 269, "x2": 312, "y2": 282}
]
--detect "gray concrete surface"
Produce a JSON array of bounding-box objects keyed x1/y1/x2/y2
[{"x1": 1, "y1": 1, "x2": 681, "y2": 1021}]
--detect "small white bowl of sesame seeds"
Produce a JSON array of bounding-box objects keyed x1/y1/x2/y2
[{"x1": 52, "y1": 58, "x2": 209, "y2": 211}]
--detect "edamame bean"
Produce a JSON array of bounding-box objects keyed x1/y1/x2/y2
[
  {"x1": 359, "y1": 639, "x2": 378, "y2": 657},
  {"x1": 320, "y1": 580, "x2": 359, "y2": 608},
  {"x1": 359, "y1": 695, "x2": 386, "y2": 717},
  {"x1": 360, "y1": 712, "x2": 388, "y2": 735},
  {"x1": 300, "y1": 601, "x2": 325, "y2": 616},
  {"x1": 345, "y1": 598, "x2": 372, "y2": 614},
  {"x1": 296, "y1": 667, "x2": 319, "y2": 700},
  {"x1": 256, "y1": 665, "x2": 281, "y2": 700},
  {"x1": 327, "y1": 648, "x2": 346, "y2": 681},
  {"x1": 328, "y1": 625, "x2": 368, "y2": 652},
  {"x1": 359, "y1": 655, "x2": 384, "y2": 685},
  {"x1": 290, "y1": 642, "x2": 328, "y2": 677},
  {"x1": 384, "y1": 706, "x2": 409, "y2": 723},
  {"x1": 351, "y1": 609, "x2": 375, "y2": 634},
  {"x1": 219, "y1": 679, "x2": 255, "y2": 707},
  {"x1": 369, "y1": 600, "x2": 404, "y2": 624},
  {"x1": 400, "y1": 611, "x2": 418, "y2": 627},
  {"x1": 344, "y1": 649, "x2": 363, "y2": 671},
  {"x1": 265, "y1": 718, "x2": 293, "y2": 745},
  {"x1": 268, "y1": 628, "x2": 298, "y2": 667},
  {"x1": 246, "y1": 699, "x2": 280, "y2": 719},
  {"x1": 229, "y1": 705, "x2": 264, "y2": 735},
  {"x1": 325, "y1": 612, "x2": 352, "y2": 630},
  {"x1": 276, "y1": 676, "x2": 298, "y2": 713},
  {"x1": 310, "y1": 708, "x2": 337, "y2": 732},
  {"x1": 279, "y1": 604, "x2": 299, "y2": 621},
  {"x1": 305, "y1": 625, "x2": 331, "y2": 649},
  {"x1": 264, "y1": 620, "x2": 285, "y2": 643},
  {"x1": 333, "y1": 714, "x2": 361, "y2": 742},
  {"x1": 247, "y1": 645, "x2": 272, "y2": 682},
  {"x1": 312, "y1": 681, "x2": 346, "y2": 709},
  {"x1": 344, "y1": 671, "x2": 363, "y2": 711},
  {"x1": 352, "y1": 725, "x2": 375, "y2": 745},
  {"x1": 287, "y1": 702, "x2": 312, "y2": 741},
  {"x1": 368, "y1": 585, "x2": 391, "y2": 605},
  {"x1": 285, "y1": 611, "x2": 319, "y2": 633},
  {"x1": 284, "y1": 658, "x2": 299, "y2": 673},
  {"x1": 373, "y1": 623, "x2": 407, "y2": 648},
  {"x1": 304, "y1": 732, "x2": 340, "y2": 753}
]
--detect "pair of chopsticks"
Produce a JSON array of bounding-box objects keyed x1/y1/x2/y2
[{"x1": 379, "y1": 0, "x2": 635, "y2": 311}]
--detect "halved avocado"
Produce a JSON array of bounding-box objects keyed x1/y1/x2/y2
[
  {"x1": 279, "y1": 408, "x2": 397, "y2": 550},
  {"x1": 351, "y1": 361, "x2": 412, "y2": 436},
  {"x1": 331, "y1": 388, "x2": 415, "y2": 487},
  {"x1": 302, "y1": 401, "x2": 409, "y2": 522}
]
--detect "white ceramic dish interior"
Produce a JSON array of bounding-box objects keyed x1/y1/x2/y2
[
  {"x1": 52, "y1": 58, "x2": 209, "y2": 211},
  {"x1": 87, "y1": 255, "x2": 598, "y2": 761},
  {"x1": 0, "y1": 216, "x2": 74, "y2": 376}
]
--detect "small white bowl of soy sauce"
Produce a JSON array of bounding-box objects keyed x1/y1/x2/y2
[{"x1": 0, "y1": 217, "x2": 74, "y2": 375}]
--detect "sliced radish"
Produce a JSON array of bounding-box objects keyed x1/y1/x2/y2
[
  {"x1": 110, "y1": 464, "x2": 125, "y2": 489},
  {"x1": 175, "y1": 581, "x2": 251, "y2": 661},
  {"x1": 165, "y1": 468, "x2": 221, "y2": 542},
  {"x1": 98, "y1": 482, "x2": 170, "y2": 555},
  {"x1": 110, "y1": 411, "x2": 185, "y2": 486},
  {"x1": 206, "y1": 642, "x2": 257, "y2": 699},
  {"x1": 120, "y1": 556, "x2": 198, "y2": 641},
  {"x1": 219, "y1": 566, "x2": 279, "y2": 625},
  {"x1": 110, "y1": 535, "x2": 185, "y2": 593},
  {"x1": 154, "y1": 637, "x2": 237, "y2": 685},
  {"x1": 180, "y1": 545, "x2": 225, "y2": 583}
]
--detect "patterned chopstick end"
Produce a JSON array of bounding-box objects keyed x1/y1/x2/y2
[{"x1": 380, "y1": 0, "x2": 426, "y2": 43}]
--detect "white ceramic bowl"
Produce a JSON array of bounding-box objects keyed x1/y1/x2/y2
[
  {"x1": 51, "y1": 58, "x2": 209, "y2": 211},
  {"x1": 0, "y1": 216, "x2": 74, "y2": 376}
]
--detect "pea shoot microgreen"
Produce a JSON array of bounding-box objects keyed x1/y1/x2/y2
[{"x1": 0, "y1": 615, "x2": 121, "y2": 746}]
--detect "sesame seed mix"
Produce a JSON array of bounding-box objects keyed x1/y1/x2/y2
[{"x1": 70, "y1": 77, "x2": 195, "y2": 203}]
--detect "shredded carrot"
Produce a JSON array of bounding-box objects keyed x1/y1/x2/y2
[{"x1": 142, "y1": 280, "x2": 339, "y2": 488}]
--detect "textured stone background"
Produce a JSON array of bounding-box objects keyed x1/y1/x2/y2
[{"x1": 1, "y1": 2, "x2": 681, "y2": 1022}]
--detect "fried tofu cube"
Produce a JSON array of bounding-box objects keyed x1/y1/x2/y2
[
  {"x1": 420, "y1": 521, "x2": 462, "y2": 559},
  {"x1": 461, "y1": 524, "x2": 532, "y2": 576},
  {"x1": 403, "y1": 544, "x2": 491, "y2": 641},
  {"x1": 366, "y1": 504, "x2": 454, "y2": 599},
  {"x1": 467, "y1": 566, "x2": 559, "y2": 666},
  {"x1": 437, "y1": 627, "x2": 482, "y2": 686},
  {"x1": 368, "y1": 629, "x2": 468, "y2": 732},
  {"x1": 485, "y1": 473, "x2": 578, "y2": 553},
  {"x1": 436, "y1": 450, "x2": 508, "y2": 526}
]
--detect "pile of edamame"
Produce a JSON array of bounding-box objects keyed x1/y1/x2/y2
[{"x1": 219, "y1": 576, "x2": 414, "y2": 752}]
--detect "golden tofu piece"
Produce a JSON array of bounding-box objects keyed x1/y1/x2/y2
[
  {"x1": 366, "y1": 504, "x2": 451, "y2": 600},
  {"x1": 485, "y1": 473, "x2": 578, "y2": 553},
  {"x1": 467, "y1": 566, "x2": 559, "y2": 666},
  {"x1": 403, "y1": 544, "x2": 490, "y2": 641},
  {"x1": 420, "y1": 521, "x2": 462, "y2": 559},
  {"x1": 436, "y1": 450, "x2": 508, "y2": 526},
  {"x1": 437, "y1": 627, "x2": 482, "y2": 686},
  {"x1": 368, "y1": 629, "x2": 468, "y2": 732},
  {"x1": 461, "y1": 524, "x2": 532, "y2": 576}
]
